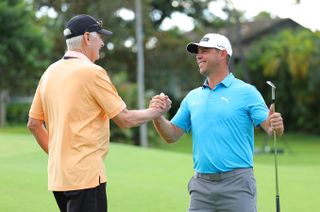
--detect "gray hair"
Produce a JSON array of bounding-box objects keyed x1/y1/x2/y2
[{"x1": 64, "y1": 30, "x2": 98, "y2": 50}]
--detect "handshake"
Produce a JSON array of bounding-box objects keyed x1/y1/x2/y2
[{"x1": 149, "y1": 93, "x2": 172, "y2": 116}]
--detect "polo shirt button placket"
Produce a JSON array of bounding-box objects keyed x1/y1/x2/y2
[{"x1": 209, "y1": 89, "x2": 214, "y2": 101}]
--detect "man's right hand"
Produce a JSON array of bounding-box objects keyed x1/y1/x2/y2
[{"x1": 149, "y1": 93, "x2": 172, "y2": 115}]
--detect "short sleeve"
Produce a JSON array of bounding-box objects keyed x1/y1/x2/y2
[
  {"x1": 247, "y1": 86, "x2": 269, "y2": 127},
  {"x1": 91, "y1": 69, "x2": 126, "y2": 118},
  {"x1": 171, "y1": 96, "x2": 191, "y2": 132},
  {"x1": 29, "y1": 81, "x2": 44, "y2": 120}
]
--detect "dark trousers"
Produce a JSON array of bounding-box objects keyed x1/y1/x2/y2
[{"x1": 53, "y1": 183, "x2": 107, "y2": 212}]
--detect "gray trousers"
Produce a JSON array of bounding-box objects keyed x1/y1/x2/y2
[{"x1": 188, "y1": 168, "x2": 256, "y2": 212}]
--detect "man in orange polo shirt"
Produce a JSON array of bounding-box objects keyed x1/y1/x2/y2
[{"x1": 27, "y1": 14, "x2": 170, "y2": 212}]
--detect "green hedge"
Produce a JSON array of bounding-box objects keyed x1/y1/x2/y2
[{"x1": 6, "y1": 102, "x2": 30, "y2": 125}]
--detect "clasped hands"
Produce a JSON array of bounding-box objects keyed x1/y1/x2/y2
[{"x1": 149, "y1": 93, "x2": 172, "y2": 115}]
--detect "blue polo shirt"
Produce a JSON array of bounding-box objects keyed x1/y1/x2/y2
[{"x1": 171, "y1": 73, "x2": 268, "y2": 173}]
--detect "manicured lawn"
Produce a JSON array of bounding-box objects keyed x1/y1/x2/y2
[
  {"x1": 0, "y1": 127, "x2": 320, "y2": 211},
  {"x1": 153, "y1": 131, "x2": 320, "y2": 212}
]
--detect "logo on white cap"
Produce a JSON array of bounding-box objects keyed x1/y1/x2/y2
[{"x1": 201, "y1": 37, "x2": 209, "y2": 42}]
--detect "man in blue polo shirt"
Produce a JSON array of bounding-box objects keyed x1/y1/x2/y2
[{"x1": 151, "y1": 33, "x2": 284, "y2": 212}]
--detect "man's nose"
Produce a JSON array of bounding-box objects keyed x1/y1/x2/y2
[{"x1": 196, "y1": 53, "x2": 202, "y2": 60}]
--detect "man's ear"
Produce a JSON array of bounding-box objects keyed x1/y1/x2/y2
[
  {"x1": 221, "y1": 49, "x2": 228, "y2": 57},
  {"x1": 83, "y1": 32, "x2": 90, "y2": 45}
]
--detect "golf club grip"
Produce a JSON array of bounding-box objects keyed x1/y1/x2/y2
[
  {"x1": 272, "y1": 99, "x2": 275, "y2": 111},
  {"x1": 276, "y1": 195, "x2": 280, "y2": 212}
]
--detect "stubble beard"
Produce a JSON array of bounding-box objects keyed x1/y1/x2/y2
[{"x1": 199, "y1": 68, "x2": 208, "y2": 76}]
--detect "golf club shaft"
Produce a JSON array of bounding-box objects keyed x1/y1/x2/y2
[
  {"x1": 276, "y1": 194, "x2": 280, "y2": 212},
  {"x1": 267, "y1": 81, "x2": 280, "y2": 212},
  {"x1": 274, "y1": 130, "x2": 280, "y2": 212},
  {"x1": 272, "y1": 100, "x2": 280, "y2": 212}
]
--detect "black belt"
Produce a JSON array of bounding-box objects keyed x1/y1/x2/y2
[{"x1": 195, "y1": 168, "x2": 252, "y2": 181}]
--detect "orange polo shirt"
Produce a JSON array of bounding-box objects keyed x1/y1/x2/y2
[{"x1": 29, "y1": 51, "x2": 126, "y2": 191}]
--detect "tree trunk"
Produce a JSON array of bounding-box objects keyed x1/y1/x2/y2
[{"x1": 0, "y1": 90, "x2": 9, "y2": 127}]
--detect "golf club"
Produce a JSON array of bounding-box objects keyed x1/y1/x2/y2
[{"x1": 266, "y1": 81, "x2": 280, "y2": 212}]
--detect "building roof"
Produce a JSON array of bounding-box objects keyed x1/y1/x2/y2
[{"x1": 220, "y1": 17, "x2": 304, "y2": 57}]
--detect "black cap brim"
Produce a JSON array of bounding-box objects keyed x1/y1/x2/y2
[
  {"x1": 98, "y1": 29, "x2": 113, "y2": 36},
  {"x1": 186, "y1": 43, "x2": 199, "y2": 54}
]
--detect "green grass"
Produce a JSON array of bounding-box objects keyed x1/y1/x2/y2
[{"x1": 1, "y1": 127, "x2": 320, "y2": 211}]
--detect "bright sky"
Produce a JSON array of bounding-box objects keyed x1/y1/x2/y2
[
  {"x1": 37, "y1": 0, "x2": 320, "y2": 32},
  {"x1": 162, "y1": 0, "x2": 320, "y2": 32}
]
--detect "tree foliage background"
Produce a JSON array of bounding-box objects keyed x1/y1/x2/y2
[
  {"x1": 246, "y1": 29, "x2": 320, "y2": 134},
  {"x1": 30, "y1": 0, "x2": 226, "y2": 98},
  {"x1": 1, "y1": 0, "x2": 320, "y2": 139},
  {"x1": 0, "y1": 0, "x2": 52, "y2": 95}
]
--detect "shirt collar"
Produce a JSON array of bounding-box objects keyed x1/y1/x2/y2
[
  {"x1": 63, "y1": 51, "x2": 92, "y2": 63},
  {"x1": 221, "y1": 73, "x2": 235, "y2": 87},
  {"x1": 202, "y1": 73, "x2": 235, "y2": 88}
]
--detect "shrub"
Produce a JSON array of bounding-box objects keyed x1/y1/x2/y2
[{"x1": 6, "y1": 102, "x2": 30, "y2": 125}]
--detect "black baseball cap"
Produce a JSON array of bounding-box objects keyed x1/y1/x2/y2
[{"x1": 64, "y1": 14, "x2": 112, "y2": 39}]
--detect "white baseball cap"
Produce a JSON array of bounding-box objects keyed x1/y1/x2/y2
[{"x1": 186, "y1": 33, "x2": 233, "y2": 56}]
